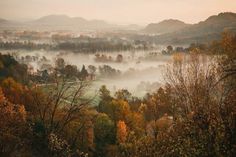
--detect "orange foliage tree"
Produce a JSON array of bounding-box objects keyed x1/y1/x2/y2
[{"x1": 116, "y1": 120, "x2": 128, "y2": 144}]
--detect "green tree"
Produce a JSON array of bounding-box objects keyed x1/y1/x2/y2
[{"x1": 94, "y1": 113, "x2": 116, "y2": 157}]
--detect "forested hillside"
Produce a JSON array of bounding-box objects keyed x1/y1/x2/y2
[{"x1": 0, "y1": 33, "x2": 235, "y2": 157}]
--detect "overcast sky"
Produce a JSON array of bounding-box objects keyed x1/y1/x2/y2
[{"x1": 0, "y1": 0, "x2": 236, "y2": 24}]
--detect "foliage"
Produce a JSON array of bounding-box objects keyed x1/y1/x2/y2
[
  {"x1": 0, "y1": 53, "x2": 28, "y2": 84},
  {"x1": 0, "y1": 33, "x2": 235, "y2": 157},
  {"x1": 116, "y1": 121, "x2": 128, "y2": 144},
  {"x1": 0, "y1": 88, "x2": 27, "y2": 156}
]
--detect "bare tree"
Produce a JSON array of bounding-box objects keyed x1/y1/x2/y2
[
  {"x1": 164, "y1": 53, "x2": 219, "y2": 118},
  {"x1": 31, "y1": 75, "x2": 96, "y2": 134}
]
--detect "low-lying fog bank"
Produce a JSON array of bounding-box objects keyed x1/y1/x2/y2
[{"x1": 2, "y1": 50, "x2": 172, "y2": 97}]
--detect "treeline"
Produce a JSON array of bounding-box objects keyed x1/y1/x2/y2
[
  {"x1": 0, "y1": 41, "x2": 53, "y2": 50},
  {"x1": 0, "y1": 33, "x2": 235, "y2": 157},
  {"x1": 160, "y1": 32, "x2": 236, "y2": 56},
  {"x1": 0, "y1": 38, "x2": 146, "y2": 53},
  {"x1": 0, "y1": 40, "x2": 134, "y2": 52},
  {"x1": 57, "y1": 41, "x2": 133, "y2": 53}
]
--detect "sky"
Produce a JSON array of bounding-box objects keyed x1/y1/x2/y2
[{"x1": 0, "y1": 0, "x2": 236, "y2": 24}]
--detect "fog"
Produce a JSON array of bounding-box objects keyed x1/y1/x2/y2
[{"x1": 4, "y1": 50, "x2": 172, "y2": 97}]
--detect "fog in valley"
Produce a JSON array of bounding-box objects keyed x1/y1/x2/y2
[
  {"x1": 3, "y1": 49, "x2": 171, "y2": 97},
  {"x1": 0, "y1": 1, "x2": 235, "y2": 156}
]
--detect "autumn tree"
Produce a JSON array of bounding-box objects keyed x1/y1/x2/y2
[
  {"x1": 116, "y1": 121, "x2": 128, "y2": 144},
  {"x1": 30, "y1": 75, "x2": 93, "y2": 156},
  {"x1": 114, "y1": 89, "x2": 132, "y2": 101},
  {"x1": 143, "y1": 87, "x2": 172, "y2": 122},
  {"x1": 0, "y1": 53, "x2": 28, "y2": 84},
  {"x1": 159, "y1": 51, "x2": 236, "y2": 156},
  {"x1": 0, "y1": 88, "x2": 27, "y2": 156}
]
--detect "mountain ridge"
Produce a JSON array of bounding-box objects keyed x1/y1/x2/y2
[
  {"x1": 0, "y1": 12, "x2": 235, "y2": 36},
  {"x1": 143, "y1": 19, "x2": 191, "y2": 34},
  {"x1": 151, "y1": 12, "x2": 236, "y2": 44},
  {"x1": 0, "y1": 14, "x2": 119, "y2": 31}
]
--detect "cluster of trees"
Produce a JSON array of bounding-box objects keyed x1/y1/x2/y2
[
  {"x1": 0, "y1": 34, "x2": 157, "y2": 53},
  {"x1": 92, "y1": 33, "x2": 236, "y2": 157},
  {"x1": 19, "y1": 55, "x2": 49, "y2": 63},
  {"x1": 57, "y1": 41, "x2": 133, "y2": 53},
  {"x1": 17, "y1": 31, "x2": 50, "y2": 40},
  {"x1": 98, "y1": 65, "x2": 121, "y2": 78},
  {"x1": 94, "y1": 54, "x2": 123, "y2": 63},
  {"x1": 162, "y1": 32, "x2": 236, "y2": 56},
  {"x1": 2, "y1": 30, "x2": 50, "y2": 40},
  {"x1": 0, "y1": 54, "x2": 28, "y2": 84},
  {"x1": 0, "y1": 40, "x2": 133, "y2": 53},
  {"x1": 0, "y1": 41, "x2": 52, "y2": 50},
  {"x1": 0, "y1": 54, "x2": 95, "y2": 156},
  {"x1": 54, "y1": 58, "x2": 89, "y2": 80},
  {"x1": 162, "y1": 45, "x2": 189, "y2": 55},
  {"x1": 30, "y1": 58, "x2": 92, "y2": 84},
  {"x1": 0, "y1": 32, "x2": 235, "y2": 157}
]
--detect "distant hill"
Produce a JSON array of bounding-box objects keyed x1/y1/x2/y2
[
  {"x1": 32, "y1": 15, "x2": 87, "y2": 25},
  {"x1": 153, "y1": 12, "x2": 236, "y2": 44},
  {"x1": 27, "y1": 14, "x2": 117, "y2": 31},
  {"x1": 0, "y1": 15, "x2": 119, "y2": 31},
  {"x1": 0, "y1": 12, "x2": 235, "y2": 42},
  {"x1": 0, "y1": 18, "x2": 8, "y2": 23},
  {"x1": 0, "y1": 15, "x2": 143, "y2": 31},
  {"x1": 0, "y1": 18, "x2": 21, "y2": 28},
  {"x1": 143, "y1": 19, "x2": 190, "y2": 34}
]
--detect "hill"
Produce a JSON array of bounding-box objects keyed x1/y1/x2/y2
[
  {"x1": 0, "y1": 15, "x2": 118, "y2": 31},
  {"x1": 28, "y1": 14, "x2": 116, "y2": 31},
  {"x1": 0, "y1": 18, "x2": 8, "y2": 23},
  {"x1": 153, "y1": 12, "x2": 236, "y2": 44},
  {"x1": 32, "y1": 15, "x2": 87, "y2": 26},
  {"x1": 143, "y1": 19, "x2": 190, "y2": 34}
]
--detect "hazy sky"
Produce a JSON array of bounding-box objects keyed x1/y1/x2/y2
[{"x1": 0, "y1": 0, "x2": 236, "y2": 24}]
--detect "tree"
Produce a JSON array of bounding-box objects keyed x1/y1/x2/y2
[
  {"x1": 88, "y1": 65, "x2": 96, "y2": 74},
  {"x1": 30, "y1": 76, "x2": 93, "y2": 156},
  {"x1": 146, "y1": 114, "x2": 173, "y2": 139},
  {"x1": 1, "y1": 77, "x2": 24, "y2": 104},
  {"x1": 166, "y1": 45, "x2": 173, "y2": 54},
  {"x1": 99, "y1": 65, "x2": 121, "y2": 78},
  {"x1": 94, "y1": 113, "x2": 116, "y2": 157},
  {"x1": 0, "y1": 77, "x2": 36, "y2": 112},
  {"x1": 116, "y1": 121, "x2": 128, "y2": 144},
  {"x1": 161, "y1": 52, "x2": 236, "y2": 156},
  {"x1": 110, "y1": 99, "x2": 130, "y2": 122},
  {"x1": 0, "y1": 53, "x2": 28, "y2": 84},
  {"x1": 116, "y1": 54, "x2": 123, "y2": 63},
  {"x1": 63, "y1": 64, "x2": 78, "y2": 79},
  {"x1": 97, "y1": 85, "x2": 113, "y2": 114},
  {"x1": 142, "y1": 87, "x2": 173, "y2": 124},
  {"x1": 80, "y1": 65, "x2": 89, "y2": 80},
  {"x1": 33, "y1": 78, "x2": 91, "y2": 132},
  {"x1": 55, "y1": 58, "x2": 65, "y2": 70},
  {"x1": 115, "y1": 89, "x2": 132, "y2": 101},
  {"x1": 0, "y1": 88, "x2": 27, "y2": 156},
  {"x1": 218, "y1": 32, "x2": 236, "y2": 80}
]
